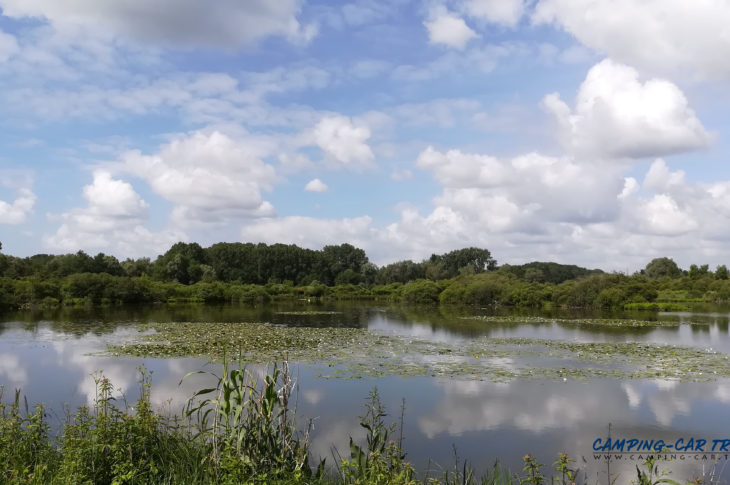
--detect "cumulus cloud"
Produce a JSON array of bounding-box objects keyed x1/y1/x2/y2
[
  {"x1": 304, "y1": 178, "x2": 329, "y2": 192},
  {"x1": 424, "y1": 7, "x2": 478, "y2": 50},
  {"x1": 543, "y1": 59, "x2": 711, "y2": 158},
  {"x1": 120, "y1": 130, "x2": 277, "y2": 225},
  {"x1": 0, "y1": 0, "x2": 316, "y2": 48},
  {"x1": 533, "y1": 0, "x2": 730, "y2": 80},
  {"x1": 636, "y1": 194, "x2": 697, "y2": 236},
  {"x1": 418, "y1": 147, "x2": 623, "y2": 224},
  {"x1": 45, "y1": 171, "x2": 183, "y2": 256},
  {"x1": 241, "y1": 216, "x2": 374, "y2": 251},
  {"x1": 379, "y1": 147, "x2": 730, "y2": 269},
  {"x1": 463, "y1": 0, "x2": 525, "y2": 26},
  {"x1": 0, "y1": 187, "x2": 35, "y2": 224},
  {"x1": 416, "y1": 146, "x2": 511, "y2": 188},
  {"x1": 229, "y1": 141, "x2": 730, "y2": 270},
  {"x1": 237, "y1": 146, "x2": 625, "y2": 265},
  {"x1": 312, "y1": 116, "x2": 375, "y2": 168}
]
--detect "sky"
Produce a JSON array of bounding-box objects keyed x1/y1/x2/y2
[{"x1": 1, "y1": 0, "x2": 729, "y2": 271}]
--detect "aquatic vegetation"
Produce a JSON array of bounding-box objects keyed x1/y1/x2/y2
[
  {"x1": 460, "y1": 315, "x2": 705, "y2": 327},
  {"x1": 275, "y1": 311, "x2": 343, "y2": 315},
  {"x1": 105, "y1": 321, "x2": 730, "y2": 382}
]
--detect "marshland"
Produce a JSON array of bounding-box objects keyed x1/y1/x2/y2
[{"x1": 2, "y1": 245, "x2": 730, "y2": 483}]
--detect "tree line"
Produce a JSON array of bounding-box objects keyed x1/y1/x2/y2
[
  {"x1": 1, "y1": 240, "x2": 729, "y2": 310},
  {"x1": 0, "y1": 242, "x2": 495, "y2": 286},
  {"x1": 0, "y1": 242, "x2": 496, "y2": 308}
]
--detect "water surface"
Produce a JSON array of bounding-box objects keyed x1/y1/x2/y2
[{"x1": 2, "y1": 302, "x2": 729, "y2": 482}]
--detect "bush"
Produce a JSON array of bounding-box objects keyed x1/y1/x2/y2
[{"x1": 400, "y1": 279, "x2": 441, "y2": 304}]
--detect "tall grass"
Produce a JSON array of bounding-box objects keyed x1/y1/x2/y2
[{"x1": 182, "y1": 359, "x2": 321, "y2": 483}]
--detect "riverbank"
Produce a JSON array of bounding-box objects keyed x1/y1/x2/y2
[{"x1": 2, "y1": 269, "x2": 728, "y2": 313}]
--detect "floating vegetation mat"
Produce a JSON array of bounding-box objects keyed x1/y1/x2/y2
[
  {"x1": 105, "y1": 322, "x2": 730, "y2": 382},
  {"x1": 274, "y1": 311, "x2": 343, "y2": 315},
  {"x1": 460, "y1": 315, "x2": 701, "y2": 327}
]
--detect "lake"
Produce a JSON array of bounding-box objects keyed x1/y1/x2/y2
[{"x1": 1, "y1": 302, "x2": 730, "y2": 483}]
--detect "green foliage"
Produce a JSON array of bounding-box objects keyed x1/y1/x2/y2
[
  {"x1": 184, "y1": 359, "x2": 317, "y2": 483},
  {"x1": 500, "y1": 261, "x2": 602, "y2": 284},
  {"x1": 400, "y1": 279, "x2": 442, "y2": 304},
  {"x1": 644, "y1": 257, "x2": 682, "y2": 279},
  {"x1": 57, "y1": 369, "x2": 170, "y2": 484},
  {"x1": 634, "y1": 455, "x2": 680, "y2": 485},
  {"x1": 327, "y1": 283, "x2": 372, "y2": 300},
  {"x1": 339, "y1": 389, "x2": 415, "y2": 485},
  {"x1": 375, "y1": 260, "x2": 426, "y2": 285},
  {"x1": 4, "y1": 242, "x2": 730, "y2": 311},
  {"x1": 716, "y1": 264, "x2": 729, "y2": 280},
  {"x1": 552, "y1": 452, "x2": 577, "y2": 485},
  {"x1": 0, "y1": 388, "x2": 57, "y2": 484},
  {"x1": 520, "y1": 454, "x2": 544, "y2": 485}
]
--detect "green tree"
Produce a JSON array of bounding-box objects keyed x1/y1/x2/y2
[
  {"x1": 644, "y1": 257, "x2": 681, "y2": 279},
  {"x1": 523, "y1": 267, "x2": 546, "y2": 283},
  {"x1": 688, "y1": 264, "x2": 709, "y2": 279},
  {"x1": 429, "y1": 247, "x2": 496, "y2": 279},
  {"x1": 716, "y1": 264, "x2": 729, "y2": 280},
  {"x1": 321, "y1": 243, "x2": 368, "y2": 285}
]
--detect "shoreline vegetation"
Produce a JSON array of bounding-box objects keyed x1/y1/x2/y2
[
  {"x1": 1, "y1": 242, "x2": 729, "y2": 312},
  {"x1": 0, "y1": 364, "x2": 707, "y2": 485}
]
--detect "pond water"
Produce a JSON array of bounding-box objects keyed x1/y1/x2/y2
[{"x1": 1, "y1": 302, "x2": 730, "y2": 483}]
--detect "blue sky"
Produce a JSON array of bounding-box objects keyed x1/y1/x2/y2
[{"x1": 1, "y1": 0, "x2": 729, "y2": 271}]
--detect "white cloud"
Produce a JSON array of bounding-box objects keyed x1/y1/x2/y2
[
  {"x1": 305, "y1": 178, "x2": 329, "y2": 192},
  {"x1": 0, "y1": 29, "x2": 19, "y2": 62},
  {"x1": 424, "y1": 7, "x2": 478, "y2": 50},
  {"x1": 0, "y1": 188, "x2": 35, "y2": 224},
  {"x1": 241, "y1": 216, "x2": 374, "y2": 251},
  {"x1": 234, "y1": 139, "x2": 730, "y2": 270},
  {"x1": 618, "y1": 177, "x2": 639, "y2": 200},
  {"x1": 417, "y1": 146, "x2": 511, "y2": 188},
  {"x1": 45, "y1": 171, "x2": 183, "y2": 256},
  {"x1": 463, "y1": 0, "x2": 525, "y2": 26},
  {"x1": 312, "y1": 116, "x2": 375, "y2": 168},
  {"x1": 533, "y1": 0, "x2": 730, "y2": 80},
  {"x1": 381, "y1": 144, "x2": 730, "y2": 268},
  {"x1": 0, "y1": 0, "x2": 316, "y2": 48},
  {"x1": 82, "y1": 171, "x2": 148, "y2": 218},
  {"x1": 543, "y1": 59, "x2": 711, "y2": 158},
  {"x1": 4, "y1": 66, "x2": 331, "y2": 127},
  {"x1": 642, "y1": 158, "x2": 685, "y2": 192},
  {"x1": 120, "y1": 130, "x2": 277, "y2": 225},
  {"x1": 419, "y1": 147, "x2": 623, "y2": 224},
  {"x1": 637, "y1": 194, "x2": 697, "y2": 236}
]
